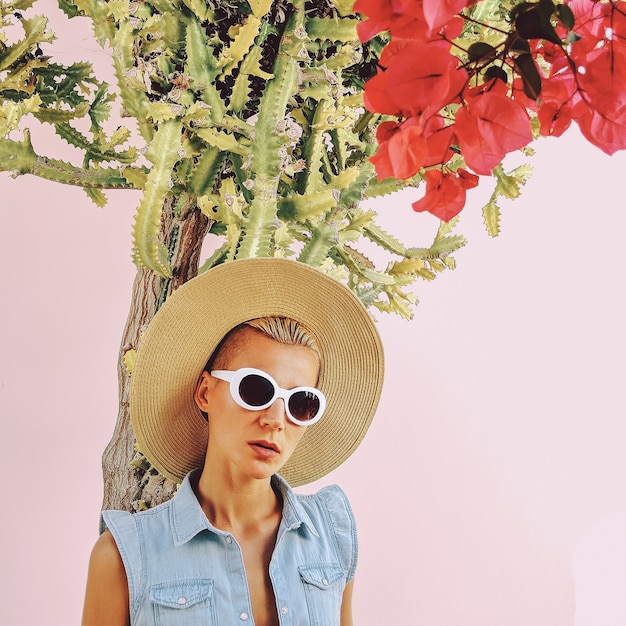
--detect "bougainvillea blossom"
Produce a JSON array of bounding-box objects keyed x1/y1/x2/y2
[
  {"x1": 354, "y1": 0, "x2": 431, "y2": 41},
  {"x1": 574, "y1": 105, "x2": 626, "y2": 154},
  {"x1": 372, "y1": 116, "x2": 457, "y2": 180},
  {"x1": 455, "y1": 90, "x2": 533, "y2": 175},
  {"x1": 421, "y1": 0, "x2": 479, "y2": 35},
  {"x1": 412, "y1": 168, "x2": 479, "y2": 221},
  {"x1": 357, "y1": 0, "x2": 626, "y2": 222},
  {"x1": 364, "y1": 41, "x2": 467, "y2": 118},
  {"x1": 371, "y1": 121, "x2": 428, "y2": 179}
]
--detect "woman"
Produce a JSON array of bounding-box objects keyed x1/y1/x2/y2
[{"x1": 82, "y1": 258, "x2": 384, "y2": 625}]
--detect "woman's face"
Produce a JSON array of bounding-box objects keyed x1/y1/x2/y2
[{"x1": 194, "y1": 327, "x2": 320, "y2": 482}]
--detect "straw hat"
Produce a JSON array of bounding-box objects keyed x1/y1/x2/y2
[{"x1": 130, "y1": 258, "x2": 384, "y2": 486}]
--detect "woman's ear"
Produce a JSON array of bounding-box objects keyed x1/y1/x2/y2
[{"x1": 194, "y1": 371, "x2": 215, "y2": 412}]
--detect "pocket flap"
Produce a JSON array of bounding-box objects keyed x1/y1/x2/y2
[
  {"x1": 150, "y1": 579, "x2": 213, "y2": 609},
  {"x1": 298, "y1": 563, "x2": 345, "y2": 590}
]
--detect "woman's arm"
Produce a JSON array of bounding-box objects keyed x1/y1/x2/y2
[
  {"x1": 82, "y1": 530, "x2": 130, "y2": 626},
  {"x1": 340, "y1": 579, "x2": 355, "y2": 626}
]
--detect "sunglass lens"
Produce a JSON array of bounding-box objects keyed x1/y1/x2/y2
[
  {"x1": 289, "y1": 391, "x2": 320, "y2": 422},
  {"x1": 239, "y1": 374, "x2": 274, "y2": 407}
]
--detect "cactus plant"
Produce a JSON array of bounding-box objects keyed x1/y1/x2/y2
[{"x1": 0, "y1": 0, "x2": 472, "y2": 511}]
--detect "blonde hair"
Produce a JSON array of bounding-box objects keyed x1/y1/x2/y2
[
  {"x1": 244, "y1": 317, "x2": 318, "y2": 353},
  {"x1": 206, "y1": 316, "x2": 320, "y2": 371}
]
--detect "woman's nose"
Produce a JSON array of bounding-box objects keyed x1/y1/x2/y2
[{"x1": 259, "y1": 398, "x2": 287, "y2": 429}]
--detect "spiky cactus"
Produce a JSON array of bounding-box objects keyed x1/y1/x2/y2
[{"x1": 1, "y1": 0, "x2": 467, "y2": 511}]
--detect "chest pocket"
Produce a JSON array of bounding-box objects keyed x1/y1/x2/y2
[
  {"x1": 150, "y1": 579, "x2": 216, "y2": 626},
  {"x1": 299, "y1": 563, "x2": 346, "y2": 626}
]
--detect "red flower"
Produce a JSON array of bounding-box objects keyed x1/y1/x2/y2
[
  {"x1": 364, "y1": 41, "x2": 467, "y2": 118},
  {"x1": 370, "y1": 116, "x2": 455, "y2": 181},
  {"x1": 454, "y1": 90, "x2": 533, "y2": 175},
  {"x1": 422, "y1": 0, "x2": 478, "y2": 36},
  {"x1": 412, "y1": 168, "x2": 479, "y2": 221},
  {"x1": 536, "y1": 73, "x2": 577, "y2": 137},
  {"x1": 574, "y1": 103, "x2": 626, "y2": 155},
  {"x1": 371, "y1": 121, "x2": 428, "y2": 180},
  {"x1": 355, "y1": 0, "x2": 430, "y2": 41},
  {"x1": 576, "y1": 46, "x2": 626, "y2": 119}
]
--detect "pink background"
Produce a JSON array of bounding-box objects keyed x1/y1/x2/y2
[{"x1": 2, "y1": 3, "x2": 626, "y2": 624}]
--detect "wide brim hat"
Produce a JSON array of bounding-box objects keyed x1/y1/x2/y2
[{"x1": 130, "y1": 258, "x2": 384, "y2": 486}]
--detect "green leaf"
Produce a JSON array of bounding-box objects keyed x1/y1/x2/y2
[
  {"x1": 514, "y1": 0, "x2": 562, "y2": 45},
  {"x1": 484, "y1": 66, "x2": 508, "y2": 84},
  {"x1": 513, "y1": 52, "x2": 542, "y2": 99},
  {"x1": 555, "y1": 4, "x2": 575, "y2": 30},
  {"x1": 467, "y1": 42, "x2": 498, "y2": 63},
  {"x1": 509, "y1": 35, "x2": 531, "y2": 53}
]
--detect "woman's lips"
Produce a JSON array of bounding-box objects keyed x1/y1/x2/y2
[{"x1": 249, "y1": 441, "x2": 280, "y2": 459}]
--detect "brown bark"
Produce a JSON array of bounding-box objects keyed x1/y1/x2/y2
[{"x1": 101, "y1": 196, "x2": 211, "y2": 516}]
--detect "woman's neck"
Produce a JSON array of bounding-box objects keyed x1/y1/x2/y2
[{"x1": 192, "y1": 467, "x2": 282, "y2": 537}]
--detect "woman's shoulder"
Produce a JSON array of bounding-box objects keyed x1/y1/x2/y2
[{"x1": 295, "y1": 484, "x2": 354, "y2": 516}]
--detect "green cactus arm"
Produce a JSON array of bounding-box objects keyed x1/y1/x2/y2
[
  {"x1": 0, "y1": 15, "x2": 53, "y2": 72},
  {"x1": 406, "y1": 218, "x2": 467, "y2": 261},
  {"x1": 194, "y1": 127, "x2": 250, "y2": 156},
  {"x1": 482, "y1": 163, "x2": 533, "y2": 236},
  {"x1": 132, "y1": 119, "x2": 183, "y2": 278},
  {"x1": 54, "y1": 123, "x2": 137, "y2": 166},
  {"x1": 297, "y1": 222, "x2": 338, "y2": 268},
  {"x1": 144, "y1": 0, "x2": 181, "y2": 16},
  {"x1": 197, "y1": 240, "x2": 232, "y2": 274},
  {"x1": 180, "y1": 0, "x2": 215, "y2": 22},
  {"x1": 0, "y1": 134, "x2": 138, "y2": 188},
  {"x1": 331, "y1": 0, "x2": 357, "y2": 16},
  {"x1": 299, "y1": 100, "x2": 328, "y2": 194},
  {"x1": 138, "y1": 12, "x2": 185, "y2": 55},
  {"x1": 305, "y1": 17, "x2": 358, "y2": 43},
  {"x1": 337, "y1": 245, "x2": 396, "y2": 286},
  {"x1": 186, "y1": 147, "x2": 224, "y2": 197},
  {"x1": 218, "y1": 14, "x2": 262, "y2": 80},
  {"x1": 248, "y1": 0, "x2": 272, "y2": 17},
  {"x1": 0, "y1": 96, "x2": 42, "y2": 136},
  {"x1": 362, "y1": 222, "x2": 408, "y2": 257},
  {"x1": 71, "y1": 0, "x2": 115, "y2": 44},
  {"x1": 229, "y1": 19, "x2": 275, "y2": 113},
  {"x1": 3, "y1": 0, "x2": 37, "y2": 12},
  {"x1": 109, "y1": 21, "x2": 153, "y2": 140},
  {"x1": 236, "y1": 4, "x2": 304, "y2": 259},
  {"x1": 185, "y1": 17, "x2": 226, "y2": 121},
  {"x1": 277, "y1": 190, "x2": 336, "y2": 221}
]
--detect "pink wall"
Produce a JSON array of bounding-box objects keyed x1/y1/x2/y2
[{"x1": 2, "y1": 2, "x2": 626, "y2": 624}]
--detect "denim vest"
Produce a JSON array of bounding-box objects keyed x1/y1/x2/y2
[{"x1": 103, "y1": 473, "x2": 357, "y2": 626}]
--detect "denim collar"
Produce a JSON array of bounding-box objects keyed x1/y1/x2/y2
[{"x1": 170, "y1": 472, "x2": 319, "y2": 546}]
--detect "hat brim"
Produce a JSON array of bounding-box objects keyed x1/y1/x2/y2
[{"x1": 130, "y1": 258, "x2": 384, "y2": 486}]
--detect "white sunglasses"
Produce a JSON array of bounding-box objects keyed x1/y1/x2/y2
[{"x1": 210, "y1": 367, "x2": 326, "y2": 426}]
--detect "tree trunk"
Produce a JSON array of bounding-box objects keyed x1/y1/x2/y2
[{"x1": 101, "y1": 196, "x2": 211, "y2": 517}]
